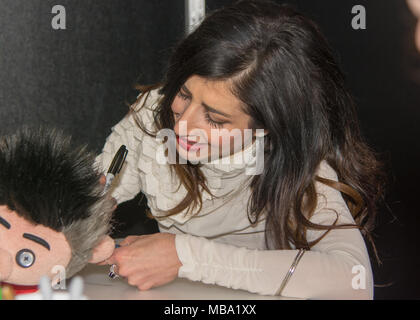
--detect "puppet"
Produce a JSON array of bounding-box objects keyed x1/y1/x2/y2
[{"x1": 0, "y1": 127, "x2": 116, "y2": 295}]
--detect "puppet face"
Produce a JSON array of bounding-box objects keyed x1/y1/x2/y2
[{"x1": 0, "y1": 205, "x2": 72, "y2": 286}]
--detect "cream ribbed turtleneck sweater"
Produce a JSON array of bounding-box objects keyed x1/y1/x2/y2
[{"x1": 95, "y1": 88, "x2": 374, "y2": 299}]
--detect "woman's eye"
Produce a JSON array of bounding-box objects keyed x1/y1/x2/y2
[
  {"x1": 177, "y1": 91, "x2": 190, "y2": 101},
  {"x1": 204, "y1": 112, "x2": 226, "y2": 129},
  {"x1": 176, "y1": 90, "x2": 226, "y2": 128},
  {"x1": 16, "y1": 249, "x2": 36, "y2": 268}
]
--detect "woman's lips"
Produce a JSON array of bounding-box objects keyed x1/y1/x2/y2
[{"x1": 176, "y1": 135, "x2": 206, "y2": 151}]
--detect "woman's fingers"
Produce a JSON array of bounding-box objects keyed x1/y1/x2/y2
[
  {"x1": 110, "y1": 197, "x2": 117, "y2": 210},
  {"x1": 119, "y1": 235, "x2": 144, "y2": 247},
  {"x1": 99, "y1": 174, "x2": 106, "y2": 185}
]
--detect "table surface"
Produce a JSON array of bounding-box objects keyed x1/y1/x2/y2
[{"x1": 75, "y1": 264, "x2": 299, "y2": 300}]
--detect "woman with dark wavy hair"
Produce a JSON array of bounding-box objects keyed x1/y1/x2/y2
[{"x1": 96, "y1": 0, "x2": 386, "y2": 299}]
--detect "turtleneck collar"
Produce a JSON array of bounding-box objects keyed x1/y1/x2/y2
[{"x1": 200, "y1": 137, "x2": 259, "y2": 176}]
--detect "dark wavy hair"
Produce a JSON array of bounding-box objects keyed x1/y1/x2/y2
[{"x1": 130, "y1": 0, "x2": 387, "y2": 264}]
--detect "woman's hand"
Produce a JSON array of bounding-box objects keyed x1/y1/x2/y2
[{"x1": 104, "y1": 233, "x2": 183, "y2": 291}]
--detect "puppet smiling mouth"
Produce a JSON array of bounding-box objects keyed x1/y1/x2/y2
[{"x1": 1, "y1": 282, "x2": 39, "y2": 295}]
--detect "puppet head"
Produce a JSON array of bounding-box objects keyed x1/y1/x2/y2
[{"x1": 0, "y1": 127, "x2": 115, "y2": 286}]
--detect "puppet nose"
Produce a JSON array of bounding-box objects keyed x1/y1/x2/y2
[{"x1": 0, "y1": 248, "x2": 13, "y2": 281}]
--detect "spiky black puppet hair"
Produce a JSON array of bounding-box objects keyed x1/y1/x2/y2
[{"x1": 0, "y1": 127, "x2": 115, "y2": 278}]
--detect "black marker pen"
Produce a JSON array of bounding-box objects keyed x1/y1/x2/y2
[{"x1": 103, "y1": 145, "x2": 128, "y2": 194}]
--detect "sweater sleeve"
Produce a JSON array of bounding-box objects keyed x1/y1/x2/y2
[
  {"x1": 95, "y1": 112, "x2": 143, "y2": 204},
  {"x1": 174, "y1": 181, "x2": 374, "y2": 300},
  {"x1": 95, "y1": 91, "x2": 159, "y2": 205}
]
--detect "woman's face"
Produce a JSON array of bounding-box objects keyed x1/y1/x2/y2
[
  {"x1": 171, "y1": 75, "x2": 255, "y2": 163},
  {"x1": 407, "y1": 0, "x2": 420, "y2": 52}
]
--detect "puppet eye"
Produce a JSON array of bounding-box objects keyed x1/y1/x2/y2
[{"x1": 16, "y1": 249, "x2": 36, "y2": 268}]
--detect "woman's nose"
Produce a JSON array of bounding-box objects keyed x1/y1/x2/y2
[
  {"x1": 0, "y1": 248, "x2": 13, "y2": 281},
  {"x1": 176, "y1": 104, "x2": 200, "y2": 127}
]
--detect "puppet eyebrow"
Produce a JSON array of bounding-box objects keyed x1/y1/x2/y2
[
  {"x1": 23, "y1": 233, "x2": 51, "y2": 251},
  {"x1": 0, "y1": 216, "x2": 11, "y2": 229}
]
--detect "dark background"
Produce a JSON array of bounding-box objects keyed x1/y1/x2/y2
[{"x1": 0, "y1": 0, "x2": 418, "y2": 299}]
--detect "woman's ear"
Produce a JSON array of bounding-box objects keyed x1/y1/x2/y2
[{"x1": 88, "y1": 235, "x2": 115, "y2": 264}]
